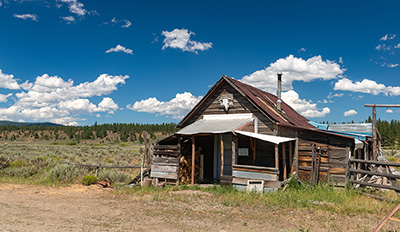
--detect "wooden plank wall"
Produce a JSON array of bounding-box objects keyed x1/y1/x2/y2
[
  {"x1": 232, "y1": 165, "x2": 280, "y2": 189},
  {"x1": 184, "y1": 82, "x2": 275, "y2": 135},
  {"x1": 297, "y1": 140, "x2": 347, "y2": 185},
  {"x1": 150, "y1": 145, "x2": 180, "y2": 181}
]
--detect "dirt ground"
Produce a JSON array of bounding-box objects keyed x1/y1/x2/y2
[{"x1": 0, "y1": 183, "x2": 397, "y2": 232}]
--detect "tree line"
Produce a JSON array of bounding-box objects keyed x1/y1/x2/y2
[
  {"x1": 0, "y1": 119, "x2": 398, "y2": 147},
  {"x1": 0, "y1": 122, "x2": 177, "y2": 143}
]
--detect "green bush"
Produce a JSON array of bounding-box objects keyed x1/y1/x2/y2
[{"x1": 81, "y1": 175, "x2": 98, "y2": 185}]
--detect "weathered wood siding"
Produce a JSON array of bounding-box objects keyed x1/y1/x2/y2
[
  {"x1": 232, "y1": 164, "x2": 280, "y2": 189},
  {"x1": 183, "y1": 82, "x2": 275, "y2": 135},
  {"x1": 279, "y1": 126, "x2": 351, "y2": 186},
  {"x1": 297, "y1": 140, "x2": 348, "y2": 186},
  {"x1": 150, "y1": 145, "x2": 180, "y2": 181}
]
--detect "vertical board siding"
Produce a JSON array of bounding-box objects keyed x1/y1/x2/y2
[{"x1": 297, "y1": 139, "x2": 347, "y2": 185}]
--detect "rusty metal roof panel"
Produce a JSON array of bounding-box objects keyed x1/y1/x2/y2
[{"x1": 226, "y1": 76, "x2": 315, "y2": 129}]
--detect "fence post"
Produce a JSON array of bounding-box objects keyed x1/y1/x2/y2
[
  {"x1": 141, "y1": 158, "x2": 143, "y2": 186},
  {"x1": 36, "y1": 158, "x2": 40, "y2": 172}
]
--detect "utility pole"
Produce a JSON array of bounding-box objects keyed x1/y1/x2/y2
[{"x1": 365, "y1": 104, "x2": 400, "y2": 160}]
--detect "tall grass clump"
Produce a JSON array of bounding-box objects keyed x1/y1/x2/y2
[
  {"x1": 48, "y1": 164, "x2": 85, "y2": 183},
  {"x1": 202, "y1": 182, "x2": 396, "y2": 215},
  {"x1": 98, "y1": 169, "x2": 131, "y2": 183}
]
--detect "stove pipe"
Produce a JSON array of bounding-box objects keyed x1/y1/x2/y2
[{"x1": 277, "y1": 72, "x2": 282, "y2": 112}]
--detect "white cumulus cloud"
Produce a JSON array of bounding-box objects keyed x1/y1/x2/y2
[
  {"x1": 344, "y1": 109, "x2": 358, "y2": 117},
  {"x1": 106, "y1": 45, "x2": 133, "y2": 55},
  {"x1": 282, "y1": 90, "x2": 330, "y2": 118},
  {"x1": 334, "y1": 78, "x2": 400, "y2": 96},
  {"x1": 127, "y1": 92, "x2": 203, "y2": 119},
  {"x1": 240, "y1": 55, "x2": 344, "y2": 93},
  {"x1": 161, "y1": 28, "x2": 213, "y2": 54},
  {"x1": 380, "y1": 34, "x2": 396, "y2": 41},
  {"x1": 0, "y1": 69, "x2": 20, "y2": 90},
  {"x1": 0, "y1": 93, "x2": 12, "y2": 103},
  {"x1": 59, "y1": 0, "x2": 87, "y2": 17},
  {"x1": 61, "y1": 15, "x2": 75, "y2": 23},
  {"x1": 13, "y1": 13, "x2": 38, "y2": 21},
  {"x1": 0, "y1": 73, "x2": 128, "y2": 125},
  {"x1": 98, "y1": 97, "x2": 119, "y2": 114},
  {"x1": 386, "y1": 109, "x2": 393, "y2": 113}
]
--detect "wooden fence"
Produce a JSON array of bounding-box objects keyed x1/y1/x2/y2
[{"x1": 349, "y1": 158, "x2": 400, "y2": 192}]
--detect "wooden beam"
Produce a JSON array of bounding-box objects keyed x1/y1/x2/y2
[
  {"x1": 294, "y1": 138, "x2": 299, "y2": 178},
  {"x1": 372, "y1": 105, "x2": 377, "y2": 160},
  {"x1": 289, "y1": 141, "x2": 293, "y2": 174},
  {"x1": 349, "y1": 179, "x2": 400, "y2": 192},
  {"x1": 349, "y1": 168, "x2": 400, "y2": 179},
  {"x1": 350, "y1": 158, "x2": 400, "y2": 167},
  {"x1": 191, "y1": 136, "x2": 195, "y2": 186},
  {"x1": 282, "y1": 143, "x2": 286, "y2": 180},
  {"x1": 275, "y1": 144, "x2": 279, "y2": 170},
  {"x1": 374, "y1": 202, "x2": 400, "y2": 232},
  {"x1": 220, "y1": 134, "x2": 224, "y2": 178},
  {"x1": 365, "y1": 104, "x2": 400, "y2": 107},
  {"x1": 232, "y1": 134, "x2": 236, "y2": 166},
  {"x1": 252, "y1": 138, "x2": 256, "y2": 165}
]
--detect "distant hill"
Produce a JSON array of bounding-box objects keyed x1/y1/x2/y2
[{"x1": 0, "y1": 120, "x2": 63, "y2": 127}]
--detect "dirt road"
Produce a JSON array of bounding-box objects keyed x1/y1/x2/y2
[{"x1": 0, "y1": 183, "x2": 395, "y2": 231}]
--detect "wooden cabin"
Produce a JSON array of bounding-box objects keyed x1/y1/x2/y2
[{"x1": 153, "y1": 75, "x2": 356, "y2": 190}]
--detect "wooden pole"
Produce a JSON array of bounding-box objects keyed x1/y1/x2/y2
[
  {"x1": 289, "y1": 142, "x2": 293, "y2": 174},
  {"x1": 275, "y1": 144, "x2": 279, "y2": 170},
  {"x1": 373, "y1": 201, "x2": 400, "y2": 232},
  {"x1": 191, "y1": 136, "x2": 195, "y2": 186},
  {"x1": 294, "y1": 138, "x2": 299, "y2": 178},
  {"x1": 364, "y1": 104, "x2": 400, "y2": 160},
  {"x1": 372, "y1": 105, "x2": 377, "y2": 160},
  {"x1": 252, "y1": 138, "x2": 256, "y2": 165},
  {"x1": 220, "y1": 134, "x2": 224, "y2": 177},
  {"x1": 36, "y1": 158, "x2": 40, "y2": 172},
  {"x1": 232, "y1": 134, "x2": 236, "y2": 166},
  {"x1": 282, "y1": 143, "x2": 286, "y2": 180}
]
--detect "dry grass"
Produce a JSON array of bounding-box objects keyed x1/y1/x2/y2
[{"x1": 0, "y1": 143, "x2": 144, "y2": 185}]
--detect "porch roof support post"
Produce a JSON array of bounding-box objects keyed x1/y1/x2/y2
[
  {"x1": 294, "y1": 138, "x2": 299, "y2": 178},
  {"x1": 191, "y1": 136, "x2": 195, "y2": 186},
  {"x1": 289, "y1": 141, "x2": 293, "y2": 174},
  {"x1": 220, "y1": 134, "x2": 224, "y2": 178},
  {"x1": 282, "y1": 143, "x2": 286, "y2": 180},
  {"x1": 232, "y1": 134, "x2": 236, "y2": 166},
  {"x1": 275, "y1": 144, "x2": 279, "y2": 170}
]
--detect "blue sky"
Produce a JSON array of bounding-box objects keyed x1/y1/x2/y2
[{"x1": 0, "y1": 0, "x2": 399, "y2": 126}]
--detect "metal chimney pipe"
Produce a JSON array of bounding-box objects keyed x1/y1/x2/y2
[{"x1": 277, "y1": 72, "x2": 282, "y2": 112}]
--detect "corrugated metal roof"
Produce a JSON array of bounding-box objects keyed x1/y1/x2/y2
[
  {"x1": 225, "y1": 76, "x2": 315, "y2": 129},
  {"x1": 327, "y1": 123, "x2": 372, "y2": 135},
  {"x1": 176, "y1": 117, "x2": 252, "y2": 135},
  {"x1": 235, "y1": 130, "x2": 295, "y2": 144}
]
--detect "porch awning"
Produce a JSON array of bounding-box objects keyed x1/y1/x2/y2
[
  {"x1": 176, "y1": 115, "x2": 252, "y2": 135},
  {"x1": 235, "y1": 130, "x2": 296, "y2": 145}
]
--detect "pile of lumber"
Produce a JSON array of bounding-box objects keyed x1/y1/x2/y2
[{"x1": 179, "y1": 147, "x2": 202, "y2": 184}]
